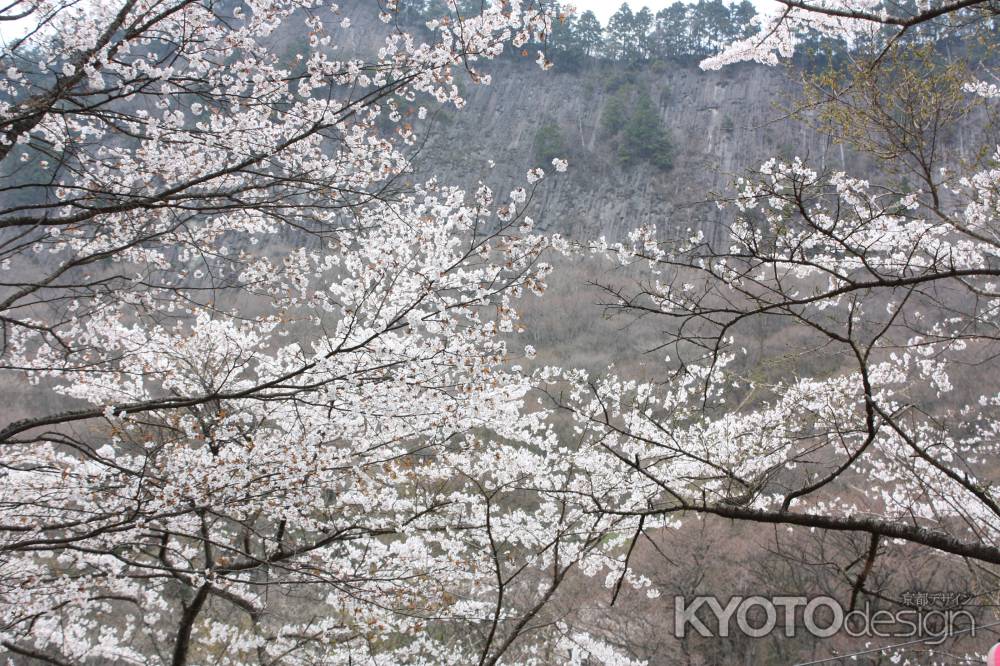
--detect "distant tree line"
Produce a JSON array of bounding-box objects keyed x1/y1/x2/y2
[
  {"x1": 551, "y1": 1, "x2": 759, "y2": 65},
  {"x1": 543, "y1": 0, "x2": 995, "y2": 70},
  {"x1": 395, "y1": 0, "x2": 995, "y2": 71},
  {"x1": 396, "y1": 0, "x2": 822, "y2": 68}
]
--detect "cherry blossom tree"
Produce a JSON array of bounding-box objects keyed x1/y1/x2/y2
[
  {"x1": 4, "y1": 0, "x2": 998, "y2": 661},
  {"x1": 0, "y1": 1, "x2": 644, "y2": 663},
  {"x1": 540, "y1": 0, "x2": 1000, "y2": 639}
]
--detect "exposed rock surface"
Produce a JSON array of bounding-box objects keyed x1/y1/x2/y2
[
  {"x1": 419, "y1": 60, "x2": 829, "y2": 242},
  {"x1": 286, "y1": 3, "x2": 982, "y2": 241}
]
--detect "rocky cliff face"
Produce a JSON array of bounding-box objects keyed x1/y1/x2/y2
[
  {"x1": 303, "y1": 3, "x2": 979, "y2": 241},
  {"x1": 414, "y1": 59, "x2": 830, "y2": 241}
]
